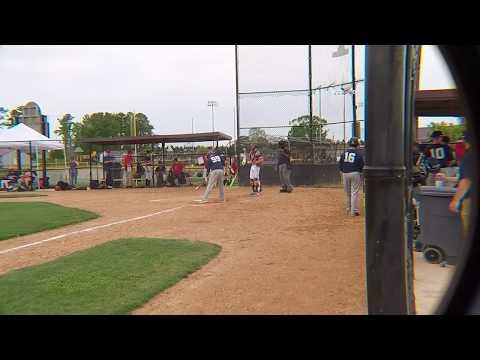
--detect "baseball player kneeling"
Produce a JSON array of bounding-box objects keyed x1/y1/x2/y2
[
  {"x1": 339, "y1": 137, "x2": 364, "y2": 216},
  {"x1": 195, "y1": 148, "x2": 226, "y2": 204}
]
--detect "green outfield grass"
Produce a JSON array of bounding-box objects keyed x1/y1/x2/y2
[
  {"x1": 0, "y1": 202, "x2": 98, "y2": 241},
  {"x1": 0, "y1": 238, "x2": 221, "y2": 315}
]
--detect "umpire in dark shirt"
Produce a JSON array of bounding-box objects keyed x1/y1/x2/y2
[{"x1": 277, "y1": 140, "x2": 293, "y2": 193}]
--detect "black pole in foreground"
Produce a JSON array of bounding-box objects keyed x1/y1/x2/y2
[
  {"x1": 364, "y1": 45, "x2": 408, "y2": 314},
  {"x1": 403, "y1": 45, "x2": 422, "y2": 315}
]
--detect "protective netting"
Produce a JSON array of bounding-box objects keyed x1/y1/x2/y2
[{"x1": 237, "y1": 45, "x2": 365, "y2": 163}]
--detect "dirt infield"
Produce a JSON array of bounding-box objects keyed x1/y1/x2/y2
[{"x1": 0, "y1": 186, "x2": 366, "y2": 314}]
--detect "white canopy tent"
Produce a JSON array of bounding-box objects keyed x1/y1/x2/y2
[
  {"x1": 0, "y1": 124, "x2": 65, "y2": 189},
  {"x1": 0, "y1": 123, "x2": 63, "y2": 151}
]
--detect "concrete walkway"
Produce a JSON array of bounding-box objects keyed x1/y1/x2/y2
[{"x1": 414, "y1": 252, "x2": 455, "y2": 315}]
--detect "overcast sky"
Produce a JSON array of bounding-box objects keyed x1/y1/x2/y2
[{"x1": 0, "y1": 45, "x2": 455, "y2": 141}]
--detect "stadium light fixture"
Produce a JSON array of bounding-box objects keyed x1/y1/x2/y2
[
  {"x1": 207, "y1": 101, "x2": 218, "y2": 146},
  {"x1": 332, "y1": 45, "x2": 349, "y2": 58}
]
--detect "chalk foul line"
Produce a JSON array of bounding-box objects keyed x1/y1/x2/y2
[{"x1": 0, "y1": 205, "x2": 186, "y2": 255}]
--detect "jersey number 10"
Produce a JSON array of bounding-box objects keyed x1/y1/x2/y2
[
  {"x1": 344, "y1": 152, "x2": 356, "y2": 163},
  {"x1": 431, "y1": 147, "x2": 445, "y2": 160}
]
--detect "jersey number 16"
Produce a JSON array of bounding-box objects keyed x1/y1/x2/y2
[{"x1": 344, "y1": 152, "x2": 356, "y2": 163}]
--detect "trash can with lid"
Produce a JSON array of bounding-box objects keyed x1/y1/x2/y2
[{"x1": 413, "y1": 186, "x2": 462, "y2": 265}]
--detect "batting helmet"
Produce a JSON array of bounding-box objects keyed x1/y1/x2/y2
[
  {"x1": 278, "y1": 140, "x2": 288, "y2": 148},
  {"x1": 348, "y1": 137, "x2": 360, "y2": 147}
]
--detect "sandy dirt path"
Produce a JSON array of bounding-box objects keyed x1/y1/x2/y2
[{"x1": 0, "y1": 186, "x2": 366, "y2": 314}]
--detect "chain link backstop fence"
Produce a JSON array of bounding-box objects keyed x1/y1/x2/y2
[{"x1": 235, "y1": 45, "x2": 365, "y2": 185}]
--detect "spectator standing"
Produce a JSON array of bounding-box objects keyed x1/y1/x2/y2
[
  {"x1": 103, "y1": 149, "x2": 115, "y2": 189},
  {"x1": 428, "y1": 130, "x2": 453, "y2": 168},
  {"x1": 172, "y1": 158, "x2": 185, "y2": 185},
  {"x1": 446, "y1": 131, "x2": 473, "y2": 236},
  {"x1": 143, "y1": 155, "x2": 153, "y2": 187},
  {"x1": 122, "y1": 150, "x2": 134, "y2": 188},
  {"x1": 70, "y1": 158, "x2": 79, "y2": 187},
  {"x1": 455, "y1": 135, "x2": 466, "y2": 165}
]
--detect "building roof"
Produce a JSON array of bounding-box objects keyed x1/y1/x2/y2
[
  {"x1": 415, "y1": 89, "x2": 463, "y2": 117},
  {"x1": 80, "y1": 131, "x2": 232, "y2": 146}
]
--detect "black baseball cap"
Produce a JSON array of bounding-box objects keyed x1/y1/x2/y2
[{"x1": 430, "y1": 130, "x2": 443, "y2": 139}]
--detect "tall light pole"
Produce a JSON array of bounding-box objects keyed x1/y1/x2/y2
[
  {"x1": 208, "y1": 101, "x2": 218, "y2": 147},
  {"x1": 333, "y1": 45, "x2": 352, "y2": 146}
]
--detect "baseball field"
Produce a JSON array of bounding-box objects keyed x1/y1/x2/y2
[{"x1": 0, "y1": 186, "x2": 366, "y2": 315}]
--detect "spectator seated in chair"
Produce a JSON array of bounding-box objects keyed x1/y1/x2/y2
[
  {"x1": 155, "y1": 165, "x2": 167, "y2": 187},
  {"x1": 16, "y1": 169, "x2": 35, "y2": 191},
  {"x1": 166, "y1": 168, "x2": 176, "y2": 187}
]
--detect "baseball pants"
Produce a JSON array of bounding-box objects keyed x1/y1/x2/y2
[
  {"x1": 342, "y1": 171, "x2": 362, "y2": 215},
  {"x1": 278, "y1": 163, "x2": 293, "y2": 191},
  {"x1": 202, "y1": 169, "x2": 225, "y2": 201}
]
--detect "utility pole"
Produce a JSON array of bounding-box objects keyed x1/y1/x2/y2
[{"x1": 208, "y1": 101, "x2": 218, "y2": 147}]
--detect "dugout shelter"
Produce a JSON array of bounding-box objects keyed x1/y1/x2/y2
[{"x1": 80, "y1": 131, "x2": 232, "y2": 187}]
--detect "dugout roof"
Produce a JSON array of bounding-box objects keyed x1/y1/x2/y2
[
  {"x1": 415, "y1": 89, "x2": 464, "y2": 117},
  {"x1": 80, "y1": 131, "x2": 232, "y2": 145}
]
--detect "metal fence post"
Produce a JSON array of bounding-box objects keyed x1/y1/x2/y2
[
  {"x1": 235, "y1": 45, "x2": 241, "y2": 168},
  {"x1": 351, "y1": 45, "x2": 358, "y2": 137},
  {"x1": 364, "y1": 45, "x2": 408, "y2": 314},
  {"x1": 308, "y1": 45, "x2": 314, "y2": 163}
]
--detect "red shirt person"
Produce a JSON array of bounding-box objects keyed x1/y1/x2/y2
[
  {"x1": 122, "y1": 150, "x2": 134, "y2": 171},
  {"x1": 172, "y1": 158, "x2": 184, "y2": 177},
  {"x1": 455, "y1": 140, "x2": 466, "y2": 165}
]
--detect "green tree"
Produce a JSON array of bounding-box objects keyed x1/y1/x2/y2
[
  {"x1": 0, "y1": 106, "x2": 23, "y2": 128},
  {"x1": 288, "y1": 115, "x2": 328, "y2": 142},
  {"x1": 74, "y1": 112, "x2": 154, "y2": 153},
  {"x1": 429, "y1": 121, "x2": 465, "y2": 142},
  {"x1": 248, "y1": 128, "x2": 268, "y2": 145},
  {"x1": 54, "y1": 114, "x2": 74, "y2": 160}
]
